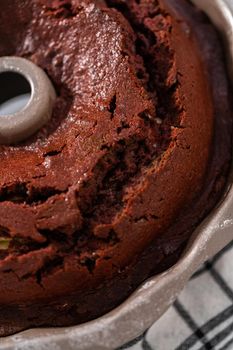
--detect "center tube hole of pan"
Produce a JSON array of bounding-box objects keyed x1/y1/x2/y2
[{"x1": 0, "y1": 72, "x2": 32, "y2": 116}]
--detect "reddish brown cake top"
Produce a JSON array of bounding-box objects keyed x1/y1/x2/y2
[{"x1": 0, "y1": 0, "x2": 231, "y2": 336}]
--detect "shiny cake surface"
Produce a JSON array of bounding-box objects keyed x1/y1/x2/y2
[{"x1": 0, "y1": 0, "x2": 231, "y2": 335}]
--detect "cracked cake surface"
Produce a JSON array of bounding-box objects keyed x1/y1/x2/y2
[{"x1": 0, "y1": 0, "x2": 232, "y2": 335}]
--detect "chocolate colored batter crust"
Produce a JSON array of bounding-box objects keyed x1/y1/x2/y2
[{"x1": 0, "y1": 0, "x2": 231, "y2": 336}]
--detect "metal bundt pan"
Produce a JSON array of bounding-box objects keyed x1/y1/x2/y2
[{"x1": 1, "y1": 0, "x2": 233, "y2": 349}]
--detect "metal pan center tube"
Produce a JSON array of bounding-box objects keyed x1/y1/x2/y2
[{"x1": 0, "y1": 56, "x2": 56, "y2": 145}]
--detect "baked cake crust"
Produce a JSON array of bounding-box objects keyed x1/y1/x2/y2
[{"x1": 0, "y1": 0, "x2": 231, "y2": 335}]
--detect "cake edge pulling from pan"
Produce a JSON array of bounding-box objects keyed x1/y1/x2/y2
[{"x1": 0, "y1": 1, "x2": 233, "y2": 349}]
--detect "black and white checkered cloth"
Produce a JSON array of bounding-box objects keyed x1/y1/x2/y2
[{"x1": 119, "y1": 241, "x2": 233, "y2": 350}]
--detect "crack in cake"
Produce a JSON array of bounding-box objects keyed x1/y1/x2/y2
[{"x1": 0, "y1": 0, "x2": 232, "y2": 336}]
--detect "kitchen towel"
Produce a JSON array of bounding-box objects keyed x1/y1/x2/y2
[{"x1": 121, "y1": 241, "x2": 233, "y2": 350}]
